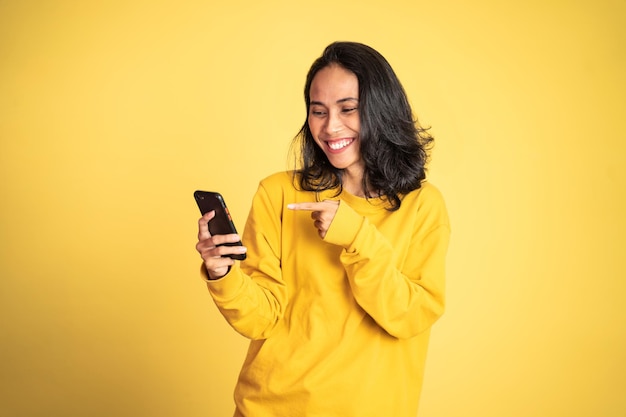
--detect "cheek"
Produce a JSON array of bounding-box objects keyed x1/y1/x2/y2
[
  {"x1": 350, "y1": 117, "x2": 361, "y2": 134},
  {"x1": 306, "y1": 119, "x2": 322, "y2": 146},
  {"x1": 308, "y1": 118, "x2": 321, "y2": 137}
]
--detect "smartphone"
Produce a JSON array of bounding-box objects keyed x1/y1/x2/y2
[{"x1": 194, "y1": 190, "x2": 246, "y2": 260}]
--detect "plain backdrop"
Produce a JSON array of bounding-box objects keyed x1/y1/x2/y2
[{"x1": 1, "y1": 1, "x2": 625, "y2": 416}]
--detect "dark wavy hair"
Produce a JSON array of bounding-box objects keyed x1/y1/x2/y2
[{"x1": 291, "y1": 41, "x2": 434, "y2": 210}]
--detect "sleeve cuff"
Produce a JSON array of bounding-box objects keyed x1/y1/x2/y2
[
  {"x1": 201, "y1": 263, "x2": 247, "y2": 302},
  {"x1": 324, "y1": 201, "x2": 364, "y2": 250}
]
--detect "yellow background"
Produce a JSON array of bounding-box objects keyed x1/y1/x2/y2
[{"x1": 1, "y1": 1, "x2": 624, "y2": 416}]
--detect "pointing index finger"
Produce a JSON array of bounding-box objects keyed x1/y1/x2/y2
[
  {"x1": 287, "y1": 200, "x2": 339, "y2": 211},
  {"x1": 287, "y1": 202, "x2": 318, "y2": 211}
]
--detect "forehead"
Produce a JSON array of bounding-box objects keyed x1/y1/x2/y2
[{"x1": 309, "y1": 64, "x2": 359, "y2": 101}]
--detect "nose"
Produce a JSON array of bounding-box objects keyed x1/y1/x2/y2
[{"x1": 324, "y1": 111, "x2": 343, "y2": 135}]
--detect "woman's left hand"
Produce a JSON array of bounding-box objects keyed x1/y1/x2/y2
[{"x1": 288, "y1": 200, "x2": 340, "y2": 239}]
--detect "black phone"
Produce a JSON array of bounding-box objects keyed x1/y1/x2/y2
[{"x1": 194, "y1": 190, "x2": 246, "y2": 261}]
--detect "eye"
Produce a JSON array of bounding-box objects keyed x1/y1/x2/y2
[
  {"x1": 310, "y1": 108, "x2": 327, "y2": 117},
  {"x1": 342, "y1": 107, "x2": 358, "y2": 113}
]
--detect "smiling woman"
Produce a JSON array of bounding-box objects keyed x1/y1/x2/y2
[
  {"x1": 195, "y1": 41, "x2": 450, "y2": 417},
  {"x1": 3, "y1": 1, "x2": 624, "y2": 416}
]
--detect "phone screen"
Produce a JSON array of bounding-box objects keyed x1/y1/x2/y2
[{"x1": 194, "y1": 190, "x2": 246, "y2": 260}]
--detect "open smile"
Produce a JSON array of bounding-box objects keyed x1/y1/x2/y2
[{"x1": 325, "y1": 138, "x2": 355, "y2": 152}]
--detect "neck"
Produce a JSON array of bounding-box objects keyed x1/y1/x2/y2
[{"x1": 341, "y1": 167, "x2": 366, "y2": 197}]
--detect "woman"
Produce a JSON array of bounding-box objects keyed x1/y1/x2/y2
[{"x1": 196, "y1": 41, "x2": 450, "y2": 417}]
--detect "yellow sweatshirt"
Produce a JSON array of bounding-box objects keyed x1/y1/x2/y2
[{"x1": 205, "y1": 171, "x2": 450, "y2": 417}]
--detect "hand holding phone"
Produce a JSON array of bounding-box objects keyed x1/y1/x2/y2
[{"x1": 194, "y1": 191, "x2": 246, "y2": 261}]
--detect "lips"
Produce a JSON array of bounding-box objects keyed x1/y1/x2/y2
[{"x1": 326, "y1": 138, "x2": 354, "y2": 151}]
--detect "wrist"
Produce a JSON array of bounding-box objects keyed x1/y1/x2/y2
[{"x1": 200, "y1": 264, "x2": 231, "y2": 281}]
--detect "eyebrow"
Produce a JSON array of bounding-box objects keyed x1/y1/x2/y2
[{"x1": 310, "y1": 97, "x2": 359, "y2": 106}]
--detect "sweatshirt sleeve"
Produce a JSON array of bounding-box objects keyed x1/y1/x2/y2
[
  {"x1": 204, "y1": 180, "x2": 288, "y2": 340},
  {"x1": 324, "y1": 185, "x2": 451, "y2": 339}
]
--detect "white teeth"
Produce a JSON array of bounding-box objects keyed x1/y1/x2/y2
[{"x1": 328, "y1": 139, "x2": 353, "y2": 150}]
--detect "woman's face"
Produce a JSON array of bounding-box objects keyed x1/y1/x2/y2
[{"x1": 308, "y1": 64, "x2": 363, "y2": 175}]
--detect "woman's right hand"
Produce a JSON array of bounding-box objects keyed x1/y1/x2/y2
[{"x1": 196, "y1": 211, "x2": 247, "y2": 279}]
